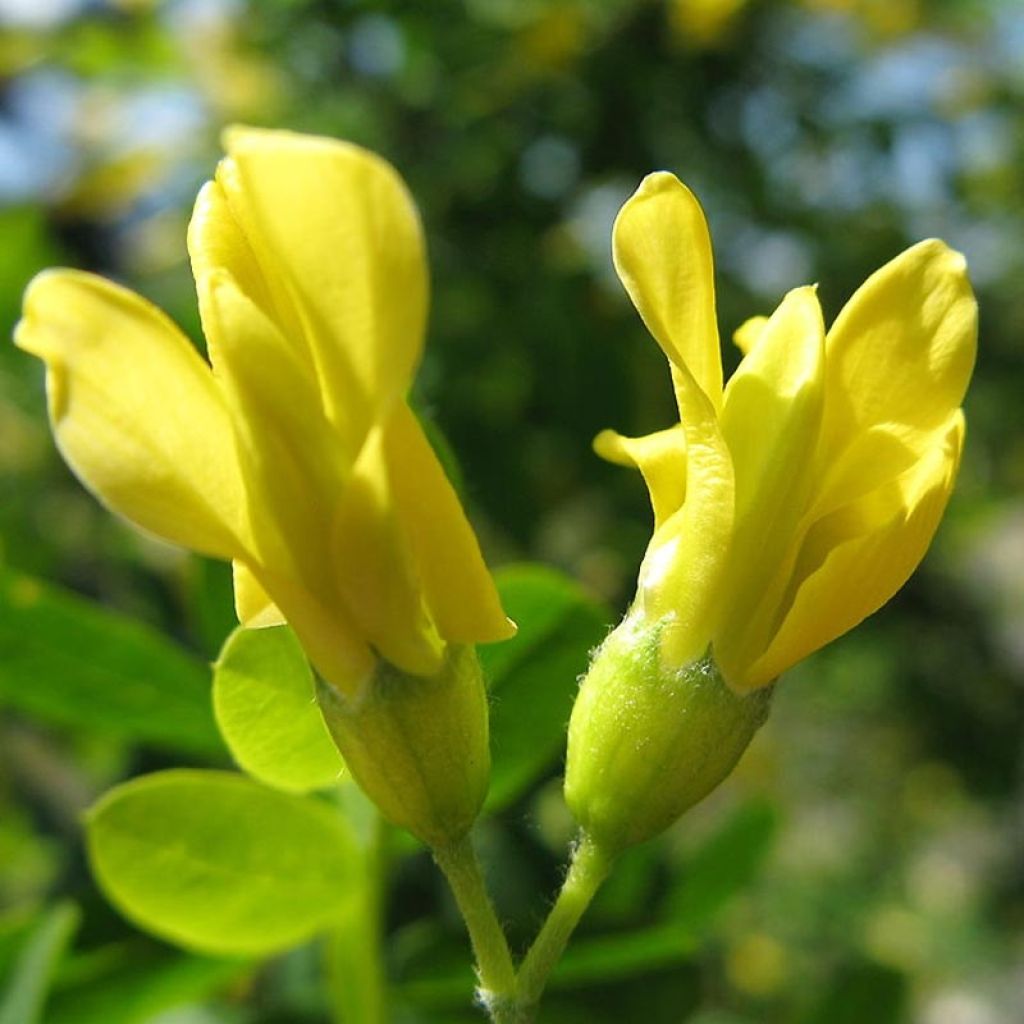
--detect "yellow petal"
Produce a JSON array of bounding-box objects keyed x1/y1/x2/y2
[
  {"x1": 250, "y1": 561, "x2": 375, "y2": 697},
  {"x1": 332, "y1": 417, "x2": 445, "y2": 678},
  {"x1": 807, "y1": 423, "x2": 925, "y2": 524},
  {"x1": 382, "y1": 402, "x2": 515, "y2": 646},
  {"x1": 740, "y1": 411, "x2": 965, "y2": 689},
  {"x1": 219, "y1": 126, "x2": 428, "y2": 454},
  {"x1": 199, "y1": 270, "x2": 344, "y2": 589},
  {"x1": 713, "y1": 287, "x2": 825, "y2": 679},
  {"x1": 15, "y1": 270, "x2": 246, "y2": 559},
  {"x1": 820, "y1": 239, "x2": 976, "y2": 460},
  {"x1": 232, "y1": 561, "x2": 285, "y2": 628},
  {"x1": 202, "y1": 271, "x2": 373, "y2": 689},
  {"x1": 188, "y1": 179, "x2": 282, "y2": 357},
  {"x1": 638, "y1": 363, "x2": 734, "y2": 669},
  {"x1": 612, "y1": 172, "x2": 724, "y2": 413},
  {"x1": 593, "y1": 425, "x2": 687, "y2": 532},
  {"x1": 732, "y1": 315, "x2": 768, "y2": 356}
]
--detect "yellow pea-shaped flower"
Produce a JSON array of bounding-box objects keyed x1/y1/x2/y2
[
  {"x1": 15, "y1": 127, "x2": 514, "y2": 847},
  {"x1": 566, "y1": 172, "x2": 976, "y2": 854}
]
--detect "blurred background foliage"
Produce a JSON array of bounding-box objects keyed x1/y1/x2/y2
[{"x1": 0, "y1": 0, "x2": 1022, "y2": 1021}]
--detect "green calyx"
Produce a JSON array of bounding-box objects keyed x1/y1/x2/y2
[
  {"x1": 317, "y1": 644, "x2": 490, "y2": 849},
  {"x1": 564, "y1": 614, "x2": 773, "y2": 854}
]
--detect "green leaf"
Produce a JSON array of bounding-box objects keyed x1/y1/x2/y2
[
  {"x1": 0, "y1": 903, "x2": 79, "y2": 1024},
  {"x1": 213, "y1": 626, "x2": 345, "y2": 793},
  {"x1": 668, "y1": 797, "x2": 779, "y2": 931},
  {"x1": 799, "y1": 962, "x2": 907, "y2": 1024},
  {"x1": 552, "y1": 923, "x2": 699, "y2": 989},
  {"x1": 480, "y1": 565, "x2": 609, "y2": 811},
  {"x1": 46, "y1": 943, "x2": 249, "y2": 1024},
  {"x1": 86, "y1": 770, "x2": 360, "y2": 956},
  {"x1": 0, "y1": 907, "x2": 37, "y2": 984},
  {"x1": 0, "y1": 568, "x2": 222, "y2": 757}
]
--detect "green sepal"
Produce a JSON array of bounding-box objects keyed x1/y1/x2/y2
[
  {"x1": 317, "y1": 644, "x2": 490, "y2": 849},
  {"x1": 564, "y1": 614, "x2": 772, "y2": 853}
]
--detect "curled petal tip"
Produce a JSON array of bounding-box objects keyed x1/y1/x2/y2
[
  {"x1": 635, "y1": 170, "x2": 683, "y2": 194},
  {"x1": 593, "y1": 428, "x2": 626, "y2": 463}
]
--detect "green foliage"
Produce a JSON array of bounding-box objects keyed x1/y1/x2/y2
[
  {"x1": 46, "y1": 946, "x2": 248, "y2": 1024},
  {"x1": 85, "y1": 770, "x2": 360, "y2": 956},
  {"x1": 1, "y1": 0, "x2": 1021, "y2": 1020},
  {"x1": 798, "y1": 962, "x2": 907, "y2": 1024},
  {"x1": 482, "y1": 565, "x2": 609, "y2": 810},
  {"x1": 667, "y1": 799, "x2": 779, "y2": 932},
  {"x1": 213, "y1": 625, "x2": 345, "y2": 793},
  {"x1": 0, "y1": 568, "x2": 222, "y2": 757},
  {"x1": 0, "y1": 903, "x2": 78, "y2": 1024}
]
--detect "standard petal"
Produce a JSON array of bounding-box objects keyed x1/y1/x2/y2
[
  {"x1": 593, "y1": 425, "x2": 687, "y2": 531},
  {"x1": 382, "y1": 402, "x2": 515, "y2": 647},
  {"x1": 219, "y1": 126, "x2": 428, "y2": 453},
  {"x1": 187, "y1": 179, "x2": 297, "y2": 367},
  {"x1": 232, "y1": 561, "x2": 285, "y2": 628},
  {"x1": 15, "y1": 270, "x2": 246, "y2": 559},
  {"x1": 820, "y1": 239, "x2": 976, "y2": 459},
  {"x1": 739, "y1": 411, "x2": 965, "y2": 689},
  {"x1": 612, "y1": 172, "x2": 724, "y2": 412},
  {"x1": 637, "y1": 363, "x2": 734, "y2": 670},
  {"x1": 714, "y1": 287, "x2": 825, "y2": 680}
]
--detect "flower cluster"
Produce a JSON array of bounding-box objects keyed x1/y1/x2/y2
[{"x1": 16, "y1": 129, "x2": 976, "y2": 860}]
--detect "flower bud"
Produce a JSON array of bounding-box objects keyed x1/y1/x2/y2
[
  {"x1": 317, "y1": 645, "x2": 490, "y2": 848},
  {"x1": 564, "y1": 614, "x2": 772, "y2": 854}
]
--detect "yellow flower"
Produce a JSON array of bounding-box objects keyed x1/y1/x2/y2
[
  {"x1": 15, "y1": 127, "x2": 514, "y2": 697},
  {"x1": 599, "y1": 172, "x2": 976, "y2": 691},
  {"x1": 563, "y1": 171, "x2": 976, "y2": 855}
]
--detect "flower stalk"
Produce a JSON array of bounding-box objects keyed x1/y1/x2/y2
[
  {"x1": 512, "y1": 833, "x2": 613, "y2": 1021},
  {"x1": 433, "y1": 835, "x2": 517, "y2": 1019}
]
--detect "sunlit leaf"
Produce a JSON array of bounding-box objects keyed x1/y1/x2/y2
[
  {"x1": 86, "y1": 770, "x2": 359, "y2": 956},
  {"x1": 213, "y1": 625, "x2": 345, "y2": 793}
]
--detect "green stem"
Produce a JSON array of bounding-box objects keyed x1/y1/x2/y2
[
  {"x1": 433, "y1": 834, "x2": 517, "y2": 1020},
  {"x1": 513, "y1": 833, "x2": 613, "y2": 1021}
]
